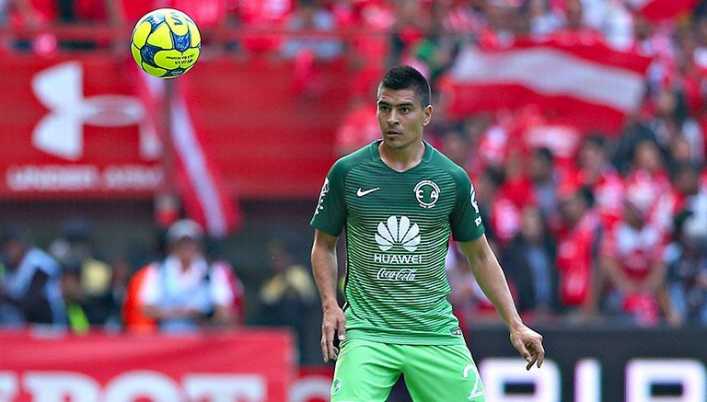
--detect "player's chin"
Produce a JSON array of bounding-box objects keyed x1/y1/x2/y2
[{"x1": 382, "y1": 134, "x2": 406, "y2": 148}]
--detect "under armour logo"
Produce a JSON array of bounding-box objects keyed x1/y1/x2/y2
[{"x1": 32, "y1": 62, "x2": 160, "y2": 160}]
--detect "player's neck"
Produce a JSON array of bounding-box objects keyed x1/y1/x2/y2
[{"x1": 379, "y1": 140, "x2": 425, "y2": 172}]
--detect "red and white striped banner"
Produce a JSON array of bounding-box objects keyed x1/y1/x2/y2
[
  {"x1": 134, "y1": 69, "x2": 240, "y2": 237},
  {"x1": 170, "y1": 79, "x2": 240, "y2": 237},
  {"x1": 443, "y1": 36, "x2": 652, "y2": 134}
]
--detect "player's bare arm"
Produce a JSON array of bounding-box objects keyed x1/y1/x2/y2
[
  {"x1": 458, "y1": 234, "x2": 545, "y2": 370},
  {"x1": 311, "y1": 229, "x2": 346, "y2": 362}
]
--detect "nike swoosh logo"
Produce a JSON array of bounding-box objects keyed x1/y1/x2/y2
[{"x1": 356, "y1": 187, "x2": 380, "y2": 197}]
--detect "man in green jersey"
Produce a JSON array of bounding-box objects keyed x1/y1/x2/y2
[{"x1": 310, "y1": 66, "x2": 545, "y2": 401}]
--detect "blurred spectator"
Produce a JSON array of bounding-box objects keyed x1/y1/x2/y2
[
  {"x1": 235, "y1": 0, "x2": 292, "y2": 54},
  {"x1": 108, "y1": 256, "x2": 131, "y2": 324},
  {"x1": 528, "y1": 0, "x2": 563, "y2": 37},
  {"x1": 20, "y1": 0, "x2": 123, "y2": 51},
  {"x1": 388, "y1": 0, "x2": 428, "y2": 67},
  {"x1": 49, "y1": 220, "x2": 116, "y2": 327},
  {"x1": 473, "y1": 165, "x2": 505, "y2": 244},
  {"x1": 258, "y1": 240, "x2": 316, "y2": 356},
  {"x1": 575, "y1": 135, "x2": 625, "y2": 230},
  {"x1": 119, "y1": 0, "x2": 230, "y2": 27},
  {"x1": 529, "y1": 147, "x2": 559, "y2": 220},
  {"x1": 281, "y1": 0, "x2": 342, "y2": 60},
  {"x1": 481, "y1": 0, "x2": 520, "y2": 46},
  {"x1": 600, "y1": 195, "x2": 668, "y2": 326},
  {"x1": 583, "y1": 0, "x2": 633, "y2": 49},
  {"x1": 555, "y1": 185, "x2": 601, "y2": 318},
  {"x1": 663, "y1": 210, "x2": 707, "y2": 326},
  {"x1": 0, "y1": 226, "x2": 64, "y2": 326},
  {"x1": 60, "y1": 260, "x2": 89, "y2": 333},
  {"x1": 280, "y1": 0, "x2": 342, "y2": 95},
  {"x1": 503, "y1": 207, "x2": 558, "y2": 320},
  {"x1": 138, "y1": 220, "x2": 238, "y2": 332},
  {"x1": 441, "y1": 128, "x2": 470, "y2": 167},
  {"x1": 493, "y1": 147, "x2": 532, "y2": 244},
  {"x1": 670, "y1": 163, "x2": 707, "y2": 241},
  {"x1": 624, "y1": 139, "x2": 674, "y2": 233},
  {"x1": 342, "y1": 0, "x2": 393, "y2": 97},
  {"x1": 121, "y1": 262, "x2": 156, "y2": 333}
]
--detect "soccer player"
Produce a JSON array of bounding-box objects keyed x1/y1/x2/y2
[{"x1": 310, "y1": 66, "x2": 545, "y2": 401}]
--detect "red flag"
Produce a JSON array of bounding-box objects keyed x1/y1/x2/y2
[
  {"x1": 170, "y1": 80, "x2": 240, "y2": 237},
  {"x1": 442, "y1": 36, "x2": 652, "y2": 134}
]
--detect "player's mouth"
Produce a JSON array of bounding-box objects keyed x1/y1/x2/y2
[{"x1": 385, "y1": 129, "x2": 402, "y2": 136}]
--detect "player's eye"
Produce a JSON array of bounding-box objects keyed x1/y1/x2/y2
[
  {"x1": 400, "y1": 106, "x2": 411, "y2": 113},
  {"x1": 379, "y1": 105, "x2": 390, "y2": 112}
]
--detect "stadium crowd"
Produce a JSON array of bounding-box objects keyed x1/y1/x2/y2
[{"x1": 1, "y1": 0, "x2": 706, "y2": 350}]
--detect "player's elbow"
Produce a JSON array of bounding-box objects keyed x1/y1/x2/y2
[
  {"x1": 459, "y1": 237, "x2": 492, "y2": 265},
  {"x1": 310, "y1": 243, "x2": 334, "y2": 267}
]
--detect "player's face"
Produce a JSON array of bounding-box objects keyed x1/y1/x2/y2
[{"x1": 376, "y1": 86, "x2": 432, "y2": 150}]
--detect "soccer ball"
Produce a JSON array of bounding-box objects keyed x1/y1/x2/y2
[{"x1": 130, "y1": 8, "x2": 201, "y2": 78}]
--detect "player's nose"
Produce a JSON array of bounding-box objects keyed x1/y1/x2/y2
[{"x1": 387, "y1": 110, "x2": 400, "y2": 125}]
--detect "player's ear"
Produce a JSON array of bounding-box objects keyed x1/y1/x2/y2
[{"x1": 423, "y1": 104, "x2": 433, "y2": 126}]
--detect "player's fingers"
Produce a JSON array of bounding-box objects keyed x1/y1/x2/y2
[
  {"x1": 337, "y1": 315, "x2": 347, "y2": 342},
  {"x1": 525, "y1": 337, "x2": 545, "y2": 370},
  {"x1": 535, "y1": 341, "x2": 545, "y2": 368},
  {"x1": 320, "y1": 333, "x2": 328, "y2": 362},
  {"x1": 511, "y1": 336, "x2": 531, "y2": 362},
  {"x1": 526, "y1": 353, "x2": 538, "y2": 371},
  {"x1": 324, "y1": 322, "x2": 336, "y2": 361}
]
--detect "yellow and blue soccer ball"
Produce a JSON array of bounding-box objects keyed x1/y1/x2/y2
[{"x1": 131, "y1": 8, "x2": 201, "y2": 78}]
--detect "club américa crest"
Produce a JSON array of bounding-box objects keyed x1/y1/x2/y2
[{"x1": 414, "y1": 180, "x2": 440, "y2": 208}]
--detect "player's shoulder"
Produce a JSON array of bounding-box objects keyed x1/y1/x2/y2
[
  {"x1": 329, "y1": 141, "x2": 377, "y2": 177},
  {"x1": 427, "y1": 143, "x2": 471, "y2": 185}
]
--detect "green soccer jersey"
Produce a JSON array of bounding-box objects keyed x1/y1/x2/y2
[{"x1": 310, "y1": 140, "x2": 485, "y2": 345}]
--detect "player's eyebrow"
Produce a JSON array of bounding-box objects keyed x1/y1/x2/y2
[{"x1": 377, "y1": 100, "x2": 415, "y2": 108}]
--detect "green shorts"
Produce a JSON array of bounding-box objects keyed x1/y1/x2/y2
[{"x1": 331, "y1": 339, "x2": 485, "y2": 402}]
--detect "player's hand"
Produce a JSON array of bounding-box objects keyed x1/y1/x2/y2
[
  {"x1": 510, "y1": 324, "x2": 545, "y2": 370},
  {"x1": 321, "y1": 303, "x2": 346, "y2": 362}
]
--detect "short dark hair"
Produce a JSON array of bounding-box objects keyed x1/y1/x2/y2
[
  {"x1": 533, "y1": 147, "x2": 554, "y2": 164},
  {"x1": 380, "y1": 65, "x2": 431, "y2": 107}
]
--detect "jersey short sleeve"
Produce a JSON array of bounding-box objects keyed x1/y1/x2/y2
[
  {"x1": 310, "y1": 161, "x2": 347, "y2": 236},
  {"x1": 449, "y1": 170, "x2": 485, "y2": 242}
]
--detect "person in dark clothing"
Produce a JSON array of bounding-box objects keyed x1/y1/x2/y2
[
  {"x1": 529, "y1": 147, "x2": 559, "y2": 220},
  {"x1": 49, "y1": 219, "x2": 116, "y2": 327},
  {"x1": 503, "y1": 207, "x2": 559, "y2": 319},
  {"x1": 0, "y1": 227, "x2": 65, "y2": 326}
]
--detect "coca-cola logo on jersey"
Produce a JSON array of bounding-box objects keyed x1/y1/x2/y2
[{"x1": 376, "y1": 268, "x2": 417, "y2": 282}]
